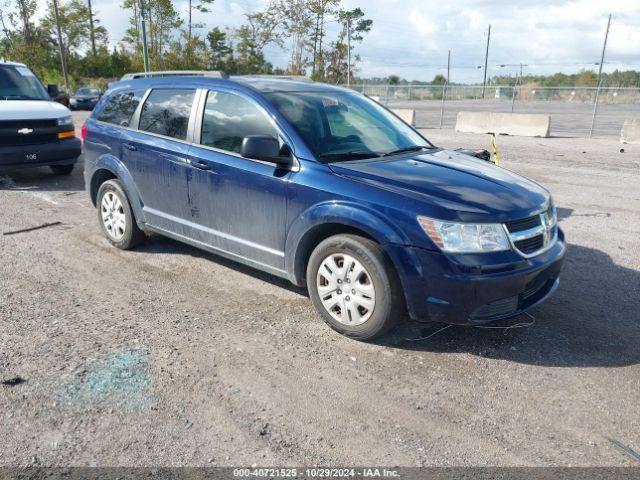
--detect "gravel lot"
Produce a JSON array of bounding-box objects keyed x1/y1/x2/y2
[{"x1": 0, "y1": 112, "x2": 639, "y2": 467}]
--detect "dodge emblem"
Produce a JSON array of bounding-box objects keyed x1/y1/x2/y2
[{"x1": 17, "y1": 128, "x2": 34, "y2": 135}]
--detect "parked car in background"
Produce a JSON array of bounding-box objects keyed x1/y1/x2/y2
[
  {"x1": 70, "y1": 87, "x2": 103, "y2": 110},
  {"x1": 83, "y1": 71, "x2": 565, "y2": 340},
  {"x1": 0, "y1": 60, "x2": 81, "y2": 175}
]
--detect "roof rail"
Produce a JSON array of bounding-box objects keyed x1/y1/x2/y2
[
  {"x1": 120, "y1": 70, "x2": 228, "y2": 81},
  {"x1": 248, "y1": 74, "x2": 314, "y2": 83}
]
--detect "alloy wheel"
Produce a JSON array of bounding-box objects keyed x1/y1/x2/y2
[{"x1": 101, "y1": 191, "x2": 126, "y2": 241}]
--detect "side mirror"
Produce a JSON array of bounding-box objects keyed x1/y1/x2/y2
[
  {"x1": 241, "y1": 135, "x2": 291, "y2": 166},
  {"x1": 47, "y1": 84, "x2": 60, "y2": 98}
]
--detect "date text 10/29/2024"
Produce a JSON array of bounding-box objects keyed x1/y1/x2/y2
[{"x1": 233, "y1": 468, "x2": 400, "y2": 478}]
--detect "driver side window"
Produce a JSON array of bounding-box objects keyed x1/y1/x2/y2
[{"x1": 200, "y1": 90, "x2": 278, "y2": 154}]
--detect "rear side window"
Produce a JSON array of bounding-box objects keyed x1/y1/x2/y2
[
  {"x1": 138, "y1": 89, "x2": 195, "y2": 140},
  {"x1": 200, "y1": 90, "x2": 277, "y2": 154},
  {"x1": 97, "y1": 90, "x2": 145, "y2": 127}
]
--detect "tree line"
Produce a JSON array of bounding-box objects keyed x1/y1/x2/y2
[
  {"x1": 366, "y1": 71, "x2": 640, "y2": 88},
  {"x1": 492, "y1": 70, "x2": 640, "y2": 88},
  {"x1": 0, "y1": 0, "x2": 373, "y2": 89}
]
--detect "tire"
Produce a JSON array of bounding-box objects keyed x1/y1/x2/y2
[
  {"x1": 96, "y1": 179, "x2": 146, "y2": 250},
  {"x1": 307, "y1": 234, "x2": 405, "y2": 340},
  {"x1": 50, "y1": 164, "x2": 74, "y2": 175}
]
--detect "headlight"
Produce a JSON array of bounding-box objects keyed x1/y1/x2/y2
[
  {"x1": 417, "y1": 216, "x2": 510, "y2": 253},
  {"x1": 57, "y1": 115, "x2": 73, "y2": 126},
  {"x1": 543, "y1": 202, "x2": 557, "y2": 229}
]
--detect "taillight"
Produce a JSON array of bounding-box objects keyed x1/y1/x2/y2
[{"x1": 81, "y1": 123, "x2": 87, "y2": 141}]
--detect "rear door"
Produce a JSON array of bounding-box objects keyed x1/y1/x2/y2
[
  {"x1": 89, "y1": 88, "x2": 147, "y2": 166},
  {"x1": 122, "y1": 88, "x2": 197, "y2": 234},
  {"x1": 184, "y1": 88, "x2": 291, "y2": 271}
]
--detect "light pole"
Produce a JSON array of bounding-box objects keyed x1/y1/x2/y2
[
  {"x1": 498, "y1": 63, "x2": 528, "y2": 112},
  {"x1": 439, "y1": 50, "x2": 450, "y2": 128},
  {"x1": 589, "y1": 13, "x2": 612, "y2": 139},
  {"x1": 346, "y1": 17, "x2": 351, "y2": 87},
  {"x1": 87, "y1": 0, "x2": 96, "y2": 55},
  {"x1": 139, "y1": 0, "x2": 150, "y2": 72},
  {"x1": 52, "y1": 0, "x2": 69, "y2": 93},
  {"x1": 481, "y1": 24, "x2": 491, "y2": 99},
  {"x1": 511, "y1": 63, "x2": 523, "y2": 112}
]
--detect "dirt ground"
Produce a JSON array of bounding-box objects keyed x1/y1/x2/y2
[{"x1": 1, "y1": 117, "x2": 639, "y2": 467}]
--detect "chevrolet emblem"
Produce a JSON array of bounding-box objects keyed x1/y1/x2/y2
[{"x1": 17, "y1": 128, "x2": 34, "y2": 135}]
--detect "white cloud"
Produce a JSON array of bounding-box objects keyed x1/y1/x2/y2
[
  {"x1": 408, "y1": 9, "x2": 437, "y2": 36},
  {"x1": 466, "y1": 10, "x2": 485, "y2": 31}
]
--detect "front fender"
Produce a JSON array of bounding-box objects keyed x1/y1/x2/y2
[
  {"x1": 285, "y1": 201, "x2": 412, "y2": 285},
  {"x1": 92, "y1": 154, "x2": 146, "y2": 225}
]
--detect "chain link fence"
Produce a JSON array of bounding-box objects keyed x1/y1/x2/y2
[{"x1": 342, "y1": 84, "x2": 640, "y2": 138}]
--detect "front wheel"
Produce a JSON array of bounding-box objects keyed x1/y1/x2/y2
[{"x1": 307, "y1": 234, "x2": 405, "y2": 340}]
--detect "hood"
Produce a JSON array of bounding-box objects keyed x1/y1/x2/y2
[
  {"x1": 0, "y1": 100, "x2": 70, "y2": 120},
  {"x1": 329, "y1": 149, "x2": 550, "y2": 222},
  {"x1": 73, "y1": 94, "x2": 99, "y2": 100}
]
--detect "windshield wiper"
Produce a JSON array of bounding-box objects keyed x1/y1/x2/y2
[
  {"x1": 1, "y1": 95, "x2": 39, "y2": 100},
  {"x1": 383, "y1": 145, "x2": 432, "y2": 157},
  {"x1": 319, "y1": 151, "x2": 381, "y2": 161}
]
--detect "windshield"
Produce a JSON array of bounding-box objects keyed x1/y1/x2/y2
[
  {"x1": 264, "y1": 90, "x2": 431, "y2": 161},
  {"x1": 0, "y1": 65, "x2": 49, "y2": 101},
  {"x1": 77, "y1": 88, "x2": 100, "y2": 96}
]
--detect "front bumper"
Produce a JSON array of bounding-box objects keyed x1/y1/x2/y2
[
  {"x1": 386, "y1": 229, "x2": 566, "y2": 325},
  {"x1": 0, "y1": 138, "x2": 81, "y2": 170},
  {"x1": 71, "y1": 99, "x2": 98, "y2": 110}
]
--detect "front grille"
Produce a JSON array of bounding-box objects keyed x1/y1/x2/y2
[
  {"x1": 0, "y1": 118, "x2": 61, "y2": 147},
  {"x1": 514, "y1": 234, "x2": 544, "y2": 255},
  {"x1": 0, "y1": 119, "x2": 57, "y2": 128},
  {"x1": 470, "y1": 278, "x2": 556, "y2": 321},
  {"x1": 0, "y1": 133, "x2": 58, "y2": 147},
  {"x1": 470, "y1": 296, "x2": 519, "y2": 320},
  {"x1": 1, "y1": 134, "x2": 59, "y2": 146},
  {"x1": 505, "y1": 215, "x2": 541, "y2": 233}
]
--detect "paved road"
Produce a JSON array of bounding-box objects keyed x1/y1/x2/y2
[
  {"x1": 1, "y1": 124, "x2": 639, "y2": 466},
  {"x1": 387, "y1": 99, "x2": 640, "y2": 139}
]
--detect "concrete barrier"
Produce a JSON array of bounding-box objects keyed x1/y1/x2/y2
[
  {"x1": 455, "y1": 111, "x2": 551, "y2": 137},
  {"x1": 620, "y1": 118, "x2": 640, "y2": 144},
  {"x1": 391, "y1": 108, "x2": 415, "y2": 126}
]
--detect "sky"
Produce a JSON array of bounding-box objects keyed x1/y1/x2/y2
[{"x1": 33, "y1": 0, "x2": 640, "y2": 83}]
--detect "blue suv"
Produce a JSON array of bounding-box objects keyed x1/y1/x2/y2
[{"x1": 83, "y1": 71, "x2": 565, "y2": 340}]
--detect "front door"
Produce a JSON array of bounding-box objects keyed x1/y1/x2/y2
[{"x1": 185, "y1": 89, "x2": 291, "y2": 271}]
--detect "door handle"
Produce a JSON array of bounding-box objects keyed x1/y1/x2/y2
[
  {"x1": 123, "y1": 143, "x2": 137, "y2": 151},
  {"x1": 190, "y1": 160, "x2": 211, "y2": 170}
]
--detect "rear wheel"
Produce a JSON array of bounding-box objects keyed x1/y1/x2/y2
[
  {"x1": 50, "y1": 164, "x2": 74, "y2": 175},
  {"x1": 96, "y1": 179, "x2": 145, "y2": 250},
  {"x1": 307, "y1": 234, "x2": 405, "y2": 340}
]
